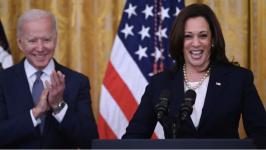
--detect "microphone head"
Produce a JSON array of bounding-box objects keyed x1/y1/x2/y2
[
  {"x1": 155, "y1": 90, "x2": 172, "y2": 120},
  {"x1": 184, "y1": 89, "x2": 196, "y2": 106},
  {"x1": 159, "y1": 90, "x2": 172, "y2": 103}
]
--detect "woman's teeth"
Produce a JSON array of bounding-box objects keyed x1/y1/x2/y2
[
  {"x1": 190, "y1": 51, "x2": 203, "y2": 55},
  {"x1": 190, "y1": 51, "x2": 203, "y2": 58}
]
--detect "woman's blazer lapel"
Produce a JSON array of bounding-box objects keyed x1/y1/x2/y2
[{"x1": 198, "y1": 64, "x2": 230, "y2": 129}]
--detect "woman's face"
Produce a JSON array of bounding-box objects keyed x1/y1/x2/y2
[{"x1": 183, "y1": 16, "x2": 212, "y2": 69}]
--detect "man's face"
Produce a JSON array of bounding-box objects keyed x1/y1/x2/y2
[{"x1": 17, "y1": 16, "x2": 57, "y2": 71}]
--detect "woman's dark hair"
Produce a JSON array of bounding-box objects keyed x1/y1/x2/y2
[{"x1": 169, "y1": 3, "x2": 238, "y2": 71}]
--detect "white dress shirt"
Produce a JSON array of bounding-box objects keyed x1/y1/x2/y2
[
  {"x1": 184, "y1": 76, "x2": 210, "y2": 129},
  {"x1": 24, "y1": 59, "x2": 68, "y2": 127}
]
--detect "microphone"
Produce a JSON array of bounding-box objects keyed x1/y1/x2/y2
[
  {"x1": 179, "y1": 89, "x2": 196, "y2": 121},
  {"x1": 155, "y1": 90, "x2": 172, "y2": 125}
]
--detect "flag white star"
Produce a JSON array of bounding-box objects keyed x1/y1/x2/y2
[
  {"x1": 155, "y1": 26, "x2": 168, "y2": 39},
  {"x1": 121, "y1": 23, "x2": 134, "y2": 39},
  {"x1": 142, "y1": 4, "x2": 153, "y2": 19},
  {"x1": 158, "y1": 7, "x2": 170, "y2": 21},
  {"x1": 151, "y1": 47, "x2": 164, "y2": 62},
  {"x1": 135, "y1": 45, "x2": 148, "y2": 60},
  {"x1": 173, "y1": 7, "x2": 180, "y2": 16},
  {"x1": 124, "y1": 3, "x2": 137, "y2": 19},
  {"x1": 138, "y1": 25, "x2": 150, "y2": 40},
  {"x1": 148, "y1": 72, "x2": 154, "y2": 76}
]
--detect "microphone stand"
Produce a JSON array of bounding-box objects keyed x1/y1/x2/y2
[
  {"x1": 169, "y1": 112, "x2": 186, "y2": 139},
  {"x1": 157, "y1": 106, "x2": 191, "y2": 139}
]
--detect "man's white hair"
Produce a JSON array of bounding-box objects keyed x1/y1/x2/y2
[{"x1": 17, "y1": 9, "x2": 57, "y2": 39}]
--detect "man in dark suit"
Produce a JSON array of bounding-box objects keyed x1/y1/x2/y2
[{"x1": 0, "y1": 9, "x2": 98, "y2": 148}]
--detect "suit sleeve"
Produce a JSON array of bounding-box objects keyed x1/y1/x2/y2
[
  {"x1": 242, "y1": 70, "x2": 266, "y2": 149},
  {"x1": 54, "y1": 76, "x2": 99, "y2": 149},
  {"x1": 0, "y1": 82, "x2": 36, "y2": 147},
  {"x1": 122, "y1": 76, "x2": 158, "y2": 139}
]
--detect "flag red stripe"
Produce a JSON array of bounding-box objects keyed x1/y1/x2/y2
[
  {"x1": 103, "y1": 61, "x2": 139, "y2": 121},
  {"x1": 151, "y1": 132, "x2": 158, "y2": 139},
  {"x1": 98, "y1": 114, "x2": 118, "y2": 139}
]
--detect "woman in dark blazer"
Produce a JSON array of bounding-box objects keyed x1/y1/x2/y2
[{"x1": 122, "y1": 4, "x2": 266, "y2": 149}]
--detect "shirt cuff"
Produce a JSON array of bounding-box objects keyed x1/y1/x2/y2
[
  {"x1": 52, "y1": 103, "x2": 68, "y2": 123},
  {"x1": 30, "y1": 109, "x2": 41, "y2": 127}
]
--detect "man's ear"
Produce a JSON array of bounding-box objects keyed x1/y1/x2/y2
[
  {"x1": 54, "y1": 36, "x2": 58, "y2": 48},
  {"x1": 17, "y1": 36, "x2": 24, "y2": 51},
  {"x1": 55, "y1": 36, "x2": 57, "y2": 44}
]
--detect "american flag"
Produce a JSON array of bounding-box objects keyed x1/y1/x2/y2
[
  {"x1": 98, "y1": 0, "x2": 185, "y2": 139},
  {"x1": 0, "y1": 20, "x2": 13, "y2": 70}
]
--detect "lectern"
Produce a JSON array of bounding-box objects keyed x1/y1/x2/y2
[{"x1": 92, "y1": 139, "x2": 255, "y2": 149}]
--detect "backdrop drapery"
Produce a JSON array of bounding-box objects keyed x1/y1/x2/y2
[{"x1": 0, "y1": 0, "x2": 265, "y2": 139}]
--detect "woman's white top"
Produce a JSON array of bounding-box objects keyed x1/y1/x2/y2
[{"x1": 184, "y1": 76, "x2": 210, "y2": 129}]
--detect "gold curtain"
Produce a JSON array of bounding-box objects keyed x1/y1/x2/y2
[
  {"x1": 0, "y1": 0, "x2": 265, "y2": 139},
  {"x1": 250, "y1": 0, "x2": 266, "y2": 112},
  {"x1": 0, "y1": 0, "x2": 126, "y2": 123}
]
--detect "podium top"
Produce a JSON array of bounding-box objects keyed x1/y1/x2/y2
[{"x1": 92, "y1": 139, "x2": 255, "y2": 149}]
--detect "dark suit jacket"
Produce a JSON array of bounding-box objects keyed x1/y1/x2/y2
[
  {"x1": 0, "y1": 58, "x2": 99, "y2": 148},
  {"x1": 122, "y1": 63, "x2": 266, "y2": 149}
]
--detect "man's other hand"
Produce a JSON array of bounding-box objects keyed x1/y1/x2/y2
[
  {"x1": 32, "y1": 89, "x2": 51, "y2": 119},
  {"x1": 45, "y1": 70, "x2": 65, "y2": 110}
]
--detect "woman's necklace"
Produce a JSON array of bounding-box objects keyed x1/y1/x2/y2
[{"x1": 183, "y1": 64, "x2": 211, "y2": 91}]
